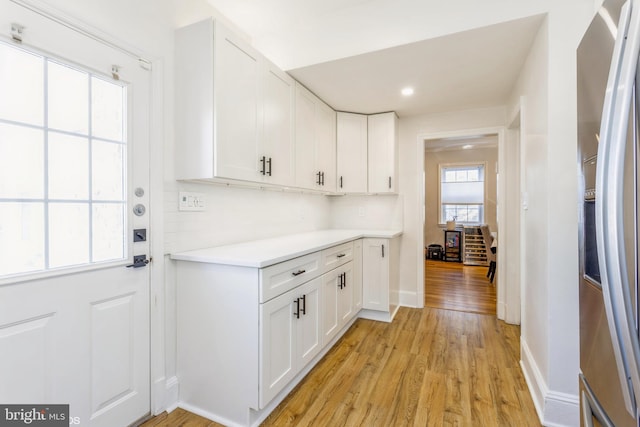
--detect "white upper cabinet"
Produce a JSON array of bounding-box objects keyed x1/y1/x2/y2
[
  {"x1": 336, "y1": 112, "x2": 368, "y2": 193},
  {"x1": 175, "y1": 19, "x2": 398, "y2": 194},
  {"x1": 261, "y1": 60, "x2": 295, "y2": 186},
  {"x1": 294, "y1": 85, "x2": 316, "y2": 189},
  {"x1": 175, "y1": 19, "x2": 294, "y2": 186},
  {"x1": 316, "y1": 101, "x2": 337, "y2": 191},
  {"x1": 295, "y1": 83, "x2": 336, "y2": 192},
  {"x1": 367, "y1": 112, "x2": 399, "y2": 193},
  {"x1": 214, "y1": 23, "x2": 260, "y2": 182}
]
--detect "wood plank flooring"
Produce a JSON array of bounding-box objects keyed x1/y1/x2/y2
[
  {"x1": 425, "y1": 259, "x2": 496, "y2": 315},
  {"x1": 142, "y1": 309, "x2": 540, "y2": 426}
]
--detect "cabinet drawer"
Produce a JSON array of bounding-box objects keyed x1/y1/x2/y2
[
  {"x1": 260, "y1": 252, "x2": 322, "y2": 303},
  {"x1": 322, "y1": 241, "x2": 354, "y2": 272}
]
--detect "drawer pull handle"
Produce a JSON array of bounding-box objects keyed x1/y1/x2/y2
[
  {"x1": 292, "y1": 269, "x2": 306, "y2": 276},
  {"x1": 337, "y1": 253, "x2": 346, "y2": 258}
]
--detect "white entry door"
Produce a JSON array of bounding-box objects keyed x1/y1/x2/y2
[{"x1": 0, "y1": 2, "x2": 151, "y2": 426}]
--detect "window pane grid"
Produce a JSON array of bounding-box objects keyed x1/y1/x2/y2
[
  {"x1": 0, "y1": 40, "x2": 127, "y2": 277},
  {"x1": 440, "y1": 164, "x2": 485, "y2": 224}
]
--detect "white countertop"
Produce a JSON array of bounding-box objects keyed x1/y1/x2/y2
[{"x1": 170, "y1": 229, "x2": 403, "y2": 268}]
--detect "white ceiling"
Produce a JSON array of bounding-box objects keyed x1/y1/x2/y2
[{"x1": 206, "y1": 1, "x2": 546, "y2": 117}]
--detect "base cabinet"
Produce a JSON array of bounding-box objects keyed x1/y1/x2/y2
[
  {"x1": 353, "y1": 239, "x2": 363, "y2": 312},
  {"x1": 175, "y1": 238, "x2": 366, "y2": 426},
  {"x1": 260, "y1": 277, "x2": 321, "y2": 407},
  {"x1": 362, "y1": 238, "x2": 389, "y2": 311},
  {"x1": 361, "y1": 236, "x2": 400, "y2": 322},
  {"x1": 322, "y1": 261, "x2": 354, "y2": 345}
]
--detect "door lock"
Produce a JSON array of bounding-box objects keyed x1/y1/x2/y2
[
  {"x1": 133, "y1": 204, "x2": 146, "y2": 216},
  {"x1": 133, "y1": 228, "x2": 147, "y2": 242},
  {"x1": 126, "y1": 255, "x2": 150, "y2": 268}
]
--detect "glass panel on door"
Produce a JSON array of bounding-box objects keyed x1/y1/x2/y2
[{"x1": 0, "y1": 40, "x2": 128, "y2": 278}]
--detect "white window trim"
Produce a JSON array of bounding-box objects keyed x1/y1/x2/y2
[{"x1": 437, "y1": 161, "x2": 487, "y2": 226}]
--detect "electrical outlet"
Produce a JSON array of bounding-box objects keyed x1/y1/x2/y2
[{"x1": 179, "y1": 192, "x2": 206, "y2": 211}]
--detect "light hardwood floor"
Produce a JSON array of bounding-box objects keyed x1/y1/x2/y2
[
  {"x1": 142, "y1": 261, "x2": 539, "y2": 427},
  {"x1": 424, "y1": 259, "x2": 496, "y2": 315}
]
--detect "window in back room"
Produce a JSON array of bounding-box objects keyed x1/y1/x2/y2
[{"x1": 439, "y1": 163, "x2": 485, "y2": 224}]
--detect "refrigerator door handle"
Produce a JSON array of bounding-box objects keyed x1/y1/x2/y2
[{"x1": 596, "y1": 0, "x2": 640, "y2": 416}]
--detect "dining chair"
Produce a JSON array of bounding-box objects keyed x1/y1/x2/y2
[{"x1": 480, "y1": 225, "x2": 496, "y2": 283}]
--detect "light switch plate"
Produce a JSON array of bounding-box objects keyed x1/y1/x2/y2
[{"x1": 179, "y1": 192, "x2": 206, "y2": 211}]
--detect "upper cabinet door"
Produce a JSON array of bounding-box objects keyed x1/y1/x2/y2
[
  {"x1": 337, "y1": 112, "x2": 367, "y2": 193},
  {"x1": 294, "y1": 84, "x2": 318, "y2": 189},
  {"x1": 262, "y1": 61, "x2": 295, "y2": 186},
  {"x1": 368, "y1": 112, "x2": 398, "y2": 193},
  {"x1": 315, "y1": 100, "x2": 336, "y2": 192},
  {"x1": 214, "y1": 23, "x2": 261, "y2": 182},
  {"x1": 175, "y1": 19, "x2": 296, "y2": 186},
  {"x1": 175, "y1": 19, "x2": 215, "y2": 180},
  {"x1": 294, "y1": 83, "x2": 336, "y2": 192}
]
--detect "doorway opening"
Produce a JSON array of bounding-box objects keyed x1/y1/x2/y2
[{"x1": 422, "y1": 133, "x2": 499, "y2": 316}]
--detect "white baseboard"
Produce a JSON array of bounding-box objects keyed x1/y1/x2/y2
[
  {"x1": 399, "y1": 290, "x2": 417, "y2": 307},
  {"x1": 520, "y1": 339, "x2": 545, "y2": 420},
  {"x1": 543, "y1": 390, "x2": 580, "y2": 427},
  {"x1": 178, "y1": 401, "x2": 238, "y2": 427},
  {"x1": 520, "y1": 339, "x2": 579, "y2": 427},
  {"x1": 164, "y1": 376, "x2": 179, "y2": 413},
  {"x1": 497, "y1": 300, "x2": 506, "y2": 320}
]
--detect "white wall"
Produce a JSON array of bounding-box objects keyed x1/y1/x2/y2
[
  {"x1": 507, "y1": 1, "x2": 596, "y2": 425},
  {"x1": 508, "y1": 18, "x2": 552, "y2": 421},
  {"x1": 329, "y1": 195, "x2": 403, "y2": 231},
  {"x1": 165, "y1": 183, "x2": 331, "y2": 254}
]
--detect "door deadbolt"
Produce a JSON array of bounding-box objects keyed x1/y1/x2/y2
[{"x1": 133, "y1": 204, "x2": 146, "y2": 216}]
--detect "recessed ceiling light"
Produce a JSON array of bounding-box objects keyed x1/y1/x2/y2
[
  {"x1": 462, "y1": 144, "x2": 473, "y2": 149},
  {"x1": 401, "y1": 87, "x2": 414, "y2": 96}
]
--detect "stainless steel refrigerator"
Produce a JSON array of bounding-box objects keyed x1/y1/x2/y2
[{"x1": 578, "y1": 0, "x2": 640, "y2": 425}]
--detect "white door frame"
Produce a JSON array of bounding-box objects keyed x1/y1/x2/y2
[
  {"x1": 504, "y1": 101, "x2": 525, "y2": 325},
  {"x1": 148, "y1": 59, "x2": 166, "y2": 416},
  {"x1": 416, "y1": 125, "x2": 519, "y2": 322}
]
